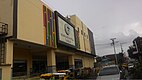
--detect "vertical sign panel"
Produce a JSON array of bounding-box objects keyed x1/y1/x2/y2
[
  {"x1": 43, "y1": 5, "x2": 47, "y2": 45},
  {"x1": 43, "y1": 5, "x2": 57, "y2": 48}
]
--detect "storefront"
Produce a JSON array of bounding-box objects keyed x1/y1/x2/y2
[
  {"x1": 56, "y1": 54, "x2": 69, "y2": 70},
  {"x1": 32, "y1": 55, "x2": 47, "y2": 74},
  {"x1": 13, "y1": 60, "x2": 27, "y2": 76},
  {"x1": 0, "y1": 0, "x2": 96, "y2": 80},
  {"x1": 74, "y1": 59, "x2": 83, "y2": 69}
]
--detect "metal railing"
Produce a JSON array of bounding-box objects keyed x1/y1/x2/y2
[
  {"x1": 0, "y1": 41, "x2": 6, "y2": 64},
  {"x1": 0, "y1": 22, "x2": 8, "y2": 65},
  {"x1": 0, "y1": 22, "x2": 8, "y2": 36}
]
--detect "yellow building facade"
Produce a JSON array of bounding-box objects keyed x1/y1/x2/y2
[
  {"x1": 0, "y1": 0, "x2": 96, "y2": 80},
  {"x1": 70, "y1": 15, "x2": 92, "y2": 53}
]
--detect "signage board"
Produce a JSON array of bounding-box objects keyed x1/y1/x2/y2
[{"x1": 55, "y1": 11, "x2": 76, "y2": 48}]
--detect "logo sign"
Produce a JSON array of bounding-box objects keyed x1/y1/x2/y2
[
  {"x1": 58, "y1": 16, "x2": 75, "y2": 46},
  {"x1": 64, "y1": 24, "x2": 70, "y2": 35}
]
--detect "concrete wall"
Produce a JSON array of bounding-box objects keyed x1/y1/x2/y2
[
  {"x1": 70, "y1": 15, "x2": 85, "y2": 52},
  {"x1": 1, "y1": 66, "x2": 12, "y2": 80},
  {"x1": 74, "y1": 54, "x2": 94, "y2": 68},
  {"x1": 0, "y1": 40, "x2": 13, "y2": 80},
  {"x1": 17, "y1": 0, "x2": 44, "y2": 44},
  {"x1": 83, "y1": 56, "x2": 94, "y2": 68},
  {"x1": 0, "y1": 0, "x2": 13, "y2": 36},
  {"x1": 82, "y1": 23, "x2": 91, "y2": 53},
  {"x1": 70, "y1": 15, "x2": 91, "y2": 53}
]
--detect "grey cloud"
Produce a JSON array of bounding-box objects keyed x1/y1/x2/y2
[
  {"x1": 44, "y1": 0, "x2": 142, "y2": 56},
  {"x1": 95, "y1": 30, "x2": 140, "y2": 56}
]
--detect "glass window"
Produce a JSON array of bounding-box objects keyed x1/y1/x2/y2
[
  {"x1": 13, "y1": 60, "x2": 27, "y2": 77},
  {"x1": 75, "y1": 59, "x2": 83, "y2": 69}
]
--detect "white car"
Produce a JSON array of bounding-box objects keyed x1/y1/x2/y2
[{"x1": 97, "y1": 65, "x2": 120, "y2": 80}]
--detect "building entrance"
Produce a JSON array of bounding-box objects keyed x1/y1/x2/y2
[
  {"x1": 56, "y1": 55, "x2": 69, "y2": 70},
  {"x1": 74, "y1": 59, "x2": 83, "y2": 69},
  {"x1": 13, "y1": 60, "x2": 27, "y2": 77},
  {"x1": 32, "y1": 55, "x2": 47, "y2": 75}
]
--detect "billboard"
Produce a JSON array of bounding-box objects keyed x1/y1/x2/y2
[{"x1": 55, "y1": 11, "x2": 76, "y2": 48}]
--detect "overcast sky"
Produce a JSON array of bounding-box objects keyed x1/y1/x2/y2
[{"x1": 43, "y1": 0, "x2": 142, "y2": 56}]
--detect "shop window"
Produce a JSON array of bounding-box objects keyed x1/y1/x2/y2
[
  {"x1": 32, "y1": 55, "x2": 47, "y2": 75},
  {"x1": 13, "y1": 60, "x2": 27, "y2": 77},
  {"x1": 56, "y1": 56, "x2": 69, "y2": 70},
  {"x1": 74, "y1": 59, "x2": 83, "y2": 69}
]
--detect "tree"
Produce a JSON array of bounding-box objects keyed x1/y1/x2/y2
[
  {"x1": 127, "y1": 46, "x2": 139, "y2": 59},
  {"x1": 117, "y1": 53, "x2": 124, "y2": 64},
  {"x1": 133, "y1": 36, "x2": 142, "y2": 56}
]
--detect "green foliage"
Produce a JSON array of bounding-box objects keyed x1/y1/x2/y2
[{"x1": 133, "y1": 62, "x2": 142, "y2": 79}]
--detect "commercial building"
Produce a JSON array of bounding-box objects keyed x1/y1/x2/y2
[{"x1": 0, "y1": 0, "x2": 96, "y2": 80}]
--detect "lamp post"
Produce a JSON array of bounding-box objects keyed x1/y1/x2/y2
[{"x1": 110, "y1": 38, "x2": 118, "y2": 65}]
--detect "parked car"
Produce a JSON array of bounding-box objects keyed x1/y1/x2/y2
[{"x1": 97, "y1": 65, "x2": 120, "y2": 80}]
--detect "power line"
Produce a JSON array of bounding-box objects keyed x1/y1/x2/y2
[{"x1": 95, "y1": 43, "x2": 110, "y2": 46}]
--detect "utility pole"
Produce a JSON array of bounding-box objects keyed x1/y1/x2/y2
[
  {"x1": 120, "y1": 42, "x2": 127, "y2": 53},
  {"x1": 120, "y1": 43, "x2": 123, "y2": 53},
  {"x1": 110, "y1": 38, "x2": 118, "y2": 65}
]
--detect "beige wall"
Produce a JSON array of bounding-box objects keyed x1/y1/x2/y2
[
  {"x1": 70, "y1": 15, "x2": 91, "y2": 53},
  {"x1": 69, "y1": 55, "x2": 75, "y2": 66},
  {"x1": 5, "y1": 40, "x2": 14, "y2": 65},
  {"x1": 0, "y1": 40, "x2": 14, "y2": 80},
  {"x1": 0, "y1": 0, "x2": 13, "y2": 36},
  {"x1": 17, "y1": 0, "x2": 51, "y2": 45},
  {"x1": 82, "y1": 23, "x2": 91, "y2": 53},
  {"x1": 74, "y1": 54, "x2": 94, "y2": 68},
  {"x1": 70, "y1": 15, "x2": 85, "y2": 52},
  {"x1": 83, "y1": 56, "x2": 94, "y2": 68},
  {"x1": 1, "y1": 66, "x2": 12, "y2": 80}
]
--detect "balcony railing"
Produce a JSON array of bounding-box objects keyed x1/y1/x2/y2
[
  {"x1": 0, "y1": 22, "x2": 8, "y2": 65},
  {"x1": 0, "y1": 41, "x2": 6, "y2": 64},
  {"x1": 0, "y1": 22, "x2": 8, "y2": 36}
]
